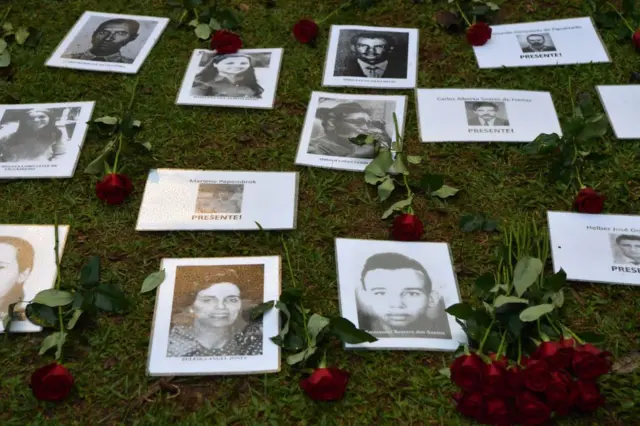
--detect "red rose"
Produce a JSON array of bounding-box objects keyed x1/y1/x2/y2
[
  {"x1": 466, "y1": 22, "x2": 492, "y2": 46},
  {"x1": 505, "y1": 365, "x2": 524, "y2": 396},
  {"x1": 485, "y1": 397, "x2": 511, "y2": 426},
  {"x1": 299, "y1": 367, "x2": 350, "y2": 401},
  {"x1": 482, "y1": 361, "x2": 506, "y2": 397},
  {"x1": 574, "y1": 380, "x2": 605, "y2": 413},
  {"x1": 516, "y1": 391, "x2": 551, "y2": 426},
  {"x1": 572, "y1": 344, "x2": 612, "y2": 380},
  {"x1": 573, "y1": 187, "x2": 605, "y2": 213},
  {"x1": 453, "y1": 391, "x2": 486, "y2": 420},
  {"x1": 210, "y1": 30, "x2": 242, "y2": 54},
  {"x1": 30, "y1": 363, "x2": 74, "y2": 402},
  {"x1": 96, "y1": 173, "x2": 133, "y2": 205},
  {"x1": 450, "y1": 353, "x2": 485, "y2": 391},
  {"x1": 522, "y1": 359, "x2": 551, "y2": 392},
  {"x1": 632, "y1": 30, "x2": 640, "y2": 52},
  {"x1": 532, "y1": 339, "x2": 575, "y2": 371},
  {"x1": 293, "y1": 19, "x2": 319, "y2": 44},
  {"x1": 545, "y1": 370, "x2": 577, "y2": 416},
  {"x1": 390, "y1": 213, "x2": 424, "y2": 241}
]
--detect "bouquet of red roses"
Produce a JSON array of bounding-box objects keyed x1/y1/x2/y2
[{"x1": 450, "y1": 339, "x2": 612, "y2": 425}]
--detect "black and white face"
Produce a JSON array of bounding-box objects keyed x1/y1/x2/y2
[
  {"x1": 0, "y1": 243, "x2": 30, "y2": 302},
  {"x1": 26, "y1": 109, "x2": 50, "y2": 130},
  {"x1": 213, "y1": 56, "x2": 252, "y2": 75},
  {"x1": 618, "y1": 238, "x2": 640, "y2": 263},
  {"x1": 527, "y1": 35, "x2": 545, "y2": 48},
  {"x1": 192, "y1": 282, "x2": 242, "y2": 328},
  {"x1": 351, "y1": 37, "x2": 391, "y2": 65},
  {"x1": 92, "y1": 22, "x2": 136, "y2": 53},
  {"x1": 474, "y1": 106, "x2": 497, "y2": 121}
]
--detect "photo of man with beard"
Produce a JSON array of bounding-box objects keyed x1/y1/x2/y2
[
  {"x1": 518, "y1": 33, "x2": 557, "y2": 53},
  {"x1": 334, "y1": 31, "x2": 409, "y2": 79},
  {"x1": 466, "y1": 101, "x2": 510, "y2": 126},
  {"x1": 63, "y1": 18, "x2": 142, "y2": 63}
]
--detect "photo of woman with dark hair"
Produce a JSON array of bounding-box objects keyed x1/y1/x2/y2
[{"x1": 191, "y1": 53, "x2": 264, "y2": 99}]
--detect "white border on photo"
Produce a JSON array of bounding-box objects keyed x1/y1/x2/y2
[
  {"x1": 335, "y1": 238, "x2": 467, "y2": 351},
  {"x1": 472, "y1": 17, "x2": 610, "y2": 69},
  {"x1": 415, "y1": 88, "x2": 562, "y2": 143},
  {"x1": 295, "y1": 92, "x2": 407, "y2": 172},
  {"x1": 0, "y1": 225, "x2": 69, "y2": 333},
  {"x1": 176, "y1": 48, "x2": 284, "y2": 109},
  {"x1": 45, "y1": 11, "x2": 169, "y2": 74},
  {"x1": 147, "y1": 256, "x2": 281, "y2": 376},
  {"x1": 322, "y1": 25, "x2": 418, "y2": 89},
  {"x1": 548, "y1": 211, "x2": 640, "y2": 286},
  {"x1": 596, "y1": 85, "x2": 639, "y2": 139},
  {"x1": 0, "y1": 102, "x2": 95, "y2": 178},
  {"x1": 135, "y1": 169, "x2": 299, "y2": 231}
]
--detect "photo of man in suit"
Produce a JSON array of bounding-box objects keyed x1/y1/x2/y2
[
  {"x1": 64, "y1": 19, "x2": 140, "y2": 63},
  {"x1": 614, "y1": 234, "x2": 640, "y2": 265},
  {"x1": 467, "y1": 102, "x2": 510, "y2": 126},
  {"x1": 338, "y1": 32, "x2": 407, "y2": 79},
  {"x1": 520, "y1": 33, "x2": 557, "y2": 53}
]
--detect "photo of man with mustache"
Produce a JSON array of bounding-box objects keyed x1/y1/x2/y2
[{"x1": 63, "y1": 18, "x2": 140, "y2": 63}]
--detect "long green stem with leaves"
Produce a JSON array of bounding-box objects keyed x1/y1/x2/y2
[
  {"x1": 281, "y1": 235, "x2": 311, "y2": 347},
  {"x1": 53, "y1": 210, "x2": 65, "y2": 362},
  {"x1": 478, "y1": 319, "x2": 496, "y2": 353},
  {"x1": 455, "y1": 2, "x2": 471, "y2": 26},
  {"x1": 112, "y1": 77, "x2": 140, "y2": 174}
]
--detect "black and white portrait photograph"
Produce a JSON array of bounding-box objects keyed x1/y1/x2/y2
[
  {"x1": 46, "y1": 11, "x2": 169, "y2": 74},
  {"x1": 136, "y1": 169, "x2": 299, "y2": 231},
  {"x1": 416, "y1": 88, "x2": 561, "y2": 143},
  {"x1": 465, "y1": 101, "x2": 510, "y2": 126},
  {"x1": 548, "y1": 211, "x2": 640, "y2": 286},
  {"x1": 195, "y1": 184, "x2": 244, "y2": 214},
  {"x1": 147, "y1": 256, "x2": 281, "y2": 376},
  {"x1": 323, "y1": 25, "x2": 418, "y2": 89},
  {"x1": 0, "y1": 225, "x2": 69, "y2": 333},
  {"x1": 517, "y1": 33, "x2": 557, "y2": 53},
  {"x1": 335, "y1": 238, "x2": 466, "y2": 351},
  {"x1": 176, "y1": 48, "x2": 283, "y2": 109},
  {"x1": 295, "y1": 92, "x2": 406, "y2": 172},
  {"x1": 596, "y1": 85, "x2": 640, "y2": 139},
  {"x1": 0, "y1": 102, "x2": 95, "y2": 178}
]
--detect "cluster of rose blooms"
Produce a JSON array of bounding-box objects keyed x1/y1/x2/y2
[{"x1": 450, "y1": 339, "x2": 612, "y2": 426}]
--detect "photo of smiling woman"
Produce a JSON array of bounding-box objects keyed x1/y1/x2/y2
[
  {"x1": 355, "y1": 252, "x2": 451, "y2": 339},
  {"x1": 166, "y1": 264, "x2": 264, "y2": 358},
  {"x1": 191, "y1": 53, "x2": 266, "y2": 99},
  {"x1": 0, "y1": 236, "x2": 34, "y2": 323}
]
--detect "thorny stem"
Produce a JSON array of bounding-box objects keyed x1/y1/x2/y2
[
  {"x1": 455, "y1": 2, "x2": 471, "y2": 26},
  {"x1": 607, "y1": 2, "x2": 635, "y2": 33}
]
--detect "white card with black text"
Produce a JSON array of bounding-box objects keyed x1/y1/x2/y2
[
  {"x1": 473, "y1": 17, "x2": 610, "y2": 69},
  {"x1": 596, "y1": 85, "x2": 640, "y2": 139},
  {"x1": 548, "y1": 211, "x2": 640, "y2": 286},
  {"x1": 416, "y1": 88, "x2": 561, "y2": 142},
  {"x1": 335, "y1": 238, "x2": 466, "y2": 351}
]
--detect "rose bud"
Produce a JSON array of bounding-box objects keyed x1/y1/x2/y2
[
  {"x1": 210, "y1": 30, "x2": 242, "y2": 54},
  {"x1": 453, "y1": 391, "x2": 486, "y2": 420},
  {"x1": 522, "y1": 359, "x2": 552, "y2": 392},
  {"x1": 482, "y1": 361, "x2": 507, "y2": 397},
  {"x1": 572, "y1": 344, "x2": 612, "y2": 380},
  {"x1": 516, "y1": 391, "x2": 552, "y2": 426},
  {"x1": 466, "y1": 22, "x2": 492, "y2": 46},
  {"x1": 450, "y1": 353, "x2": 485, "y2": 391},
  {"x1": 293, "y1": 19, "x2": 320, "y2": 45},
  {"x1": 390, "y1": 213, "x2": 424, "y2": 241},
  {"x1": 96, "y1": 173, "x2": 133, "y2": 205},
  {"x1": 30, "y1": 363, "x2": 74, "y2": 402},
  {"x1": 574, "y1": 380, "x2": 605, "y2": 413},
  {"x1": 532, "y1": 339, "x2": 575, "y2": 371},
  {"x1": 485, "y1": 397, "x2": 511, "y2": 426},
  {"x1": 545, "y1": 370, "x2": 576, "y2": 416},
  {"x1": 632, "y1": 29, "x2": 640, "y2": 52},
  {"x1": 299, "y1": 367, "x2": 350, "y2": 401},
  {"x1": 573, "y1": 187, "x2": 605, "y2": 214}
]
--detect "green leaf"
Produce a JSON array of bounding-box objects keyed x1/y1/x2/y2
[
  {"x1": 138, "y1": 141, "x2": 152, "y2": 151},
  {"x1": 364, "y1": 170, "x2": 385, "y2": 185},
  {"x1": 445, "y1": 303, "x2": 475, "y2": 320},
  {"x1": 32, "y1": 289, "x2": 74, "y2": 307},
  {"x1": 279, "y1": 289, "x2": 302, "y2": 305},
  {"x1": 544, "y1": 269, "x2": 567, "y2": 292},
  {"x1": 2, "y1": 303, "x2": 16, "y2": 331},
  {"x1": 381, "y1": 197, "x2": 412, "y2": 219},
  {"x1": 140, "y1": 270, "x2": 166, "y2": 293},
  {"x1": 307, "y1": 314, "x2": 330, "y2": 346},
  {"x1": 365, "y1": 149, "x2": 393, "y2": 177},
  {"x1": 474, "y1": 273, "x2": 495, "y2": 293},
  {"x1": 94, "y1": 116, "x2": 120, "y2": 126},
  {"x1": 419, "y1": 173, "x2": 444, "y2": 193},
  {"x1": 14, "y1": 27, "x2": 30, "y2": 45},
  {"x1": 482, "y1": 219, "x2": 499, "y2": 232},
  {"x1": 0, "y1": 39, "x2": 6, "y2": 54},
  {"x1": 209, "y1": 18, "x2": 222, "y2": 30},
  {"x1": 84, "y1": 144, "x2": 114, "y2": 175},
  {"x1": 551, "y1": 290, "x2": 564, "y2": 308},
  {"x1": 250, "y1": 301, "x2": 275, "y2": 320},
  {"x1": 494, "y1": 295, "x2": 529, "y2": 308},
  {"x1": 513, "y1": 257, "x2": 544, "y2": 297},
  {"x1": 431, "y1": 184, "x2": 459, "y2": 199},
  {"x1": 286, "y1": 347, "x2": 316, "y2": 365},
  {"x1": 67, "y1": 309, "x2": 83, "y2": 330},
  {"x1": 330, "y1": 317, "x2": 377, "y2": 344},
  {"x1": 195, "y1": 23, "x2": 212, "y2": 40},
  {"x1": 460, "y1": 214, "x2": 485, "y2": 232},
  {"x1": 519, "y1": 304, "x2": 554, "y2": 322},
  {"x1": 391, "y1": 154, "x2": 408, "y2": 175},
  {"x1": 25, "y1": 303, "x2": 58, "y2": 328},
  {"x1": 377, "y1": 177, "x2": 395, "y2": 201},
  {"x1": 79, "y1": 256, "x2": 100, "y2": 289},
  {"x1": 93, "y1": 283, "x2": 129, "y2": 312},
  {"x1": 39, "y1": 331, "x2": 66, "y2": 357},
  {"x1": 274, "y1": 301, "x2": 291, "y2": 338},
  {"x1": 522, "y1": 133, "x2": 560, "y2": 154},
  {"x1": 0, "y1": 50, "x2": 10, "y2": 67},
  {"x1": 438, "y1": 367, "x2": 451, "y2": 378},
  {"x1": 407, "y1": 155, "x2": 422, "y2": 164},
  {"x1": 188, "y1": 19, "x2": 199, "y2": 27},
  {"x1": 215, "y1": 7, "x2": 242, "y2": 29},
  {"x1": 2, "y1": 22, "x2": 14, "y2": 33}
]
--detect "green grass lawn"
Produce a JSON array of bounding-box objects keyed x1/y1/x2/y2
[{"x1": 1, "y1": 0, "x2": 639, "y2": 424}]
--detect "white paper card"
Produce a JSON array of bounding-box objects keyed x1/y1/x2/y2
[
  {"x1": 548, "y1": 211, "x2": 640, "y2": 286},
  {"x1": 295, "y1": 92, "x2": 406, "y2": 171},
  {"x1": 596, "y1": 85, "x2": 640, "y2": 139},
  {"x1": 335, "y1": 238, "x2": 466, "y2": 351},
  {"x1": 176, "y1": 49, "x2": 284, "y2": 109},
  {"x1": 147, "y1": 256, "x2": 281, "y2": 376},
  {"x1": 0, "y1": 225, "x2": 69, "y2": 333},
  {"x1": 46, "y1": 11, "x2": 169, "y2": 74},
  {"x1": 136, "y1": 169, "x2": 299, "y2": 231},
  {"x1": 416, "y1": 89, "x2": 561, "y2": 142},
  {"x1": 473, "y1": 17, "x2": 610, "y2": 69},
  {"x1": 0, "y1": 102, "x2": 95, "y2": 178},
  {"x1": 322, "y1": 25, "x2": 419, "y2": 89}
]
